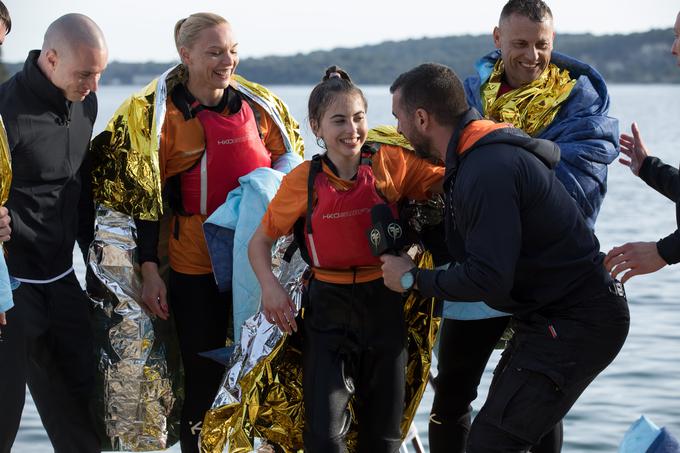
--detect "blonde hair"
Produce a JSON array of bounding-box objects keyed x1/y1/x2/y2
[{"x1": 174, "y1": 12, "x2": 227, "y2": 55}]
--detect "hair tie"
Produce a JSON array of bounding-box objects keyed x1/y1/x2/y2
[{"x1": 328, "y1": 72, "x2": 342, "y2": 79}]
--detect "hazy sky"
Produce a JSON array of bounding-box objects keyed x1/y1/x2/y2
[{"x1": 3, "y1": 0, "x2": 678, "y2": 63}]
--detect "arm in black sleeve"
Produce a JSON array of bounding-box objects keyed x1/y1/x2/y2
[
  {"x1": 657, "y1": 230, "x2": 680, "y2": 265},
  {"x1": 76, "y1": 151, "x2": 95, "y2": 262},
  {"x1": 417, "y1": 154, "x2": 520, "y2": 305},
  {"x1": 639, "y1": 156, "x2": 680, "y2": 202},
  {"x1": 134, "y1": 218, "x2": 161, "y2": 265}
]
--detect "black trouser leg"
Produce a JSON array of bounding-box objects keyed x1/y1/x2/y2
[
  {"x1": 531, "y1": 422, "x2": 563, "y2": 453},
  {"x1": 0, "y1": 285, "x2": 29, "y2": 453},
  {"x1": 1, "y1": 274, "x2": 100, "y2": 453},
  {"x1": 169, "y1": 270, "x2": 230, "y2": 453},
  {"x1": 302, "y1": 279, "x2": 406, "y2": 453},
  {"x1": 429, "y1": 316, "x2": 509, "y2": 453},
  {"x1": 467, "y1": 294, "x2": 629, "y2": 453},
  {"x1": 354, "y1": 283, "x2": 407, "y2": 453}
]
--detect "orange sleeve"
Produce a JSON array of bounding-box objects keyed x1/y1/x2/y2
[
  {"x1": 254, "y1": 103, "x2": 287, "y2": 162},
  {"x1": 261, "y1": 161, "x2": 310, "y2": 239},
  {"x1": 399, "y1": 150, "x2": 445, "y2": 199},
  {"x1": 372, "y1": 145, "x2": 444, "y2": 202}
]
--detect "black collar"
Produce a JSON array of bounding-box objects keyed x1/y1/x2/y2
[
  {"x1": 23, "y1": 50, "x2": 71, "y2": 118},
  {"x1": 171, "y1": 83, "x2": 240, "y2": 120},
  {"x1": 444, "y1": 108, "x2": 483, "y2": 185}
]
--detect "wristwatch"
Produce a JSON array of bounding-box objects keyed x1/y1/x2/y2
[{"x1": 400, "y1": 267, "x2": 419, "y2": 291}]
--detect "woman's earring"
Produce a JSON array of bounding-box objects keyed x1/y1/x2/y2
[{"x1": 315, "y1": 136, "x2": 327, "y2": 150}]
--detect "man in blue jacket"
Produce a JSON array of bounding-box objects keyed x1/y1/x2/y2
[{"x1": 429, "y1": 1, "x2": 619, "y2": 452}]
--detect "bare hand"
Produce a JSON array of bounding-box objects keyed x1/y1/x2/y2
[
  {"x1": 619, "y1": 122, "x2": 650, "y2": 176},
  {"x1": 140, "y1": 262, "x2": 169, "y2": 320},
  {"x1": 0, "y1": 312, "x2": 5, "y2": 326},
  {"x1": 604, "y1": 241, "x2": 667, "y2": 283},
  {"x1": 0, "y1": 206, "x2": 11, "y2": 242},
  {"x1": 261, "y1": 280, "x2": 297, "y2": 334},
  {"x1": 380, "y1": 253, "x2": 416, "y2": 293}
]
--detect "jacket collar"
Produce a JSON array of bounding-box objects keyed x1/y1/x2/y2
[
  {"x1": 22, "y1": 50, "x2": 71, "y2": 118},
  {"x1": 444, "y1": 107, "x2": 483, "y2": 184}
]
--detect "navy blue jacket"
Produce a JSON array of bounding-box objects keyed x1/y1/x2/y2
[
  {"x1": 417, "y1": 109, "x2": 609, "y2": 315},
  {"x1": 464, "y1": 50, "x2": 619, "y2": 228}
]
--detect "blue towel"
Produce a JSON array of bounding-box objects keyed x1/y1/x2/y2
[
  {"x1": 619, "y1": 415, "x2": 680, "y2": 453},
  {"x1": 0, "y1": 251, "x2": 13, "y2": 313},
  {"x1": 203, "y1": 152, "x2": 302, "y2": 341}
]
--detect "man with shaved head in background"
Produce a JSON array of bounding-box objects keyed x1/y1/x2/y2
[{"x1": 0, "y1": 13, "x2": 108, "y2": 453}]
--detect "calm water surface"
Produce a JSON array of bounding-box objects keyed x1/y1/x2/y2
[{"x1": 14, "y1": 83, "x2": 680, "y2": 452}]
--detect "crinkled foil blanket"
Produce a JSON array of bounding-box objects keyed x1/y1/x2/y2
[
  {"x1": 200, "y1": 235, "x2": 440, "y2": 453},
  {"x1": 87, "y1": 207, "x2": 181, "y2": 450}
]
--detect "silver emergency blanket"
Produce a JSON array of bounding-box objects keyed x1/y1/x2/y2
[
  {"x1": 200, "y1": 235, "x2": 308, "y2": 452},
  {"x1": 87, "y1": 206, "x2": 181, "y2": 451},
  {"x1": 213, "y1": 235, "x2": 305, "y2": 409}
]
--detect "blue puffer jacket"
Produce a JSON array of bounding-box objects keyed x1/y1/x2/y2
[{"x1": 464, "y1": 50, "x2": 619, "y2": 228}]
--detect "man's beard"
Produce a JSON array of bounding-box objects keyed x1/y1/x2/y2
[{"x1": 410, "y1": 132, "x2": 439, "y2": 163}]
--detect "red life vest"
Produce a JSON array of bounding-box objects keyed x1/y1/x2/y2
[
  {"x1": 303, "y1": 151, "x2": 397, "y2": 269},
  {"x1": 180, "y1": 99, "x2": 271, "y2": 216}
]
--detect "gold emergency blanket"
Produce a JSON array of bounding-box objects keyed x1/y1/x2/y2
[
  {"x1": 0, "y1": 116, "x2": 10, "y2": 205},
  {"x1": 481, "y1": 60, "x2": 576, "y2": 137},
  {"x1": 367, "y1": 125, "x2": 414, "y2": 151},
  {"x1": 90, "y1": 66, "x2": 304, "y2": 220},
  {"x1": 200, "y1": 243, "x2": 438, "y2": 453}
]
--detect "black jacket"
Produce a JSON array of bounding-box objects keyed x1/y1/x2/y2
[
  {"x1": 417, "y1": 109, "x2": 609, "y2": 315},
  {"x1": 639, "y1": 156, "x2": 680, "y2": 264},
  {"x1": 0, "y1": 50, "x2": 96, "y2": 280}
]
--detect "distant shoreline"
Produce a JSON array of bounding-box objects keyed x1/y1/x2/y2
[{"x1": 3, "y1": 28, "x2": 677, "y2": 85}]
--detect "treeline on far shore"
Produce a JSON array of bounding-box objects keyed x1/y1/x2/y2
[{"x1": 1, "y1": 28, "x2": 676, "y2": 85}]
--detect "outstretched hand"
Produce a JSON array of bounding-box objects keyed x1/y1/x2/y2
[
  {"x1": 619, "y1": 122, "x2": 650, "y2": 176},
  {"x1": 604, "y1": 241, "x2": 667, "y2": 283}
]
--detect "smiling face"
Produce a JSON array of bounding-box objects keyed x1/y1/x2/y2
[
  {"x1": 180, "y1": 23, "x2": 238, "y2": 93},
  {"x1": 313, "y1": 91, "x2": 368, "y2": 163},
  {"x1": 493, "y1": 12, "x2": 554, "y2": 88}
]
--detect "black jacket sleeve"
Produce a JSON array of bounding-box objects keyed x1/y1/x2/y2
[
  {"x1": 639, "y1": 156, "x2": 680, "y2": 265},
  {"x1": 639, "y1": 156, "x2": 680, "y2": 202},
  {"x1": 134, "y1": 218, "x2": 161, "y2": 265},
  {"x1": 76, "y1": 152, "x2": 95, "y2": 262}
]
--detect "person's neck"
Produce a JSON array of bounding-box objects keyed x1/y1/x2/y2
[
  {"x1": 186, "y1": 78, "x2": 223, "y2": 107},
  {"x1": 326, "y1": 151, "x2": 360, "y2": 180},
  {"x1": 432, "y1": 125, "x2": 456, "y2": 161}
]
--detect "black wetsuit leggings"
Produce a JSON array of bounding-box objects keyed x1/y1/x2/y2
[
  {"x1": 302, "y1": 277, "x2": 407, "y2": 453},
  {"x1": 0, "y1": 273, "x2": 99, "y2": 453},
  {"x1": 168, "y1": 270, "x2": 231, "y2": 453},
  {"x1": 430, "y1": 317, "x2": 562, "y2": 453}
]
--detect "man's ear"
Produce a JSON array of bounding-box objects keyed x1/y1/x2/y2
[
  {"x1": 45, "y1": 49, "x2": 58, "y2": 71},
  {"x1": 493, "y1": 26, "x2": 501, "y2": 49},
  {"x1": 415, "y1": 108, "x2": 429, "y2": 132}
]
